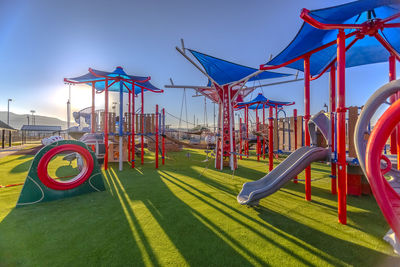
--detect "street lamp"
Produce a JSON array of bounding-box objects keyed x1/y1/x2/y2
[
  {"x1": 30, "y1": 110, "x2": 36, "y2": 125},
  {"x1": 7, "y1": 99, "x2": 12, "y2": 125}
]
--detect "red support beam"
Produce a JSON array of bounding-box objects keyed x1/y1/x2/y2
[
  {"x1": 246, "y1": 105, "x2": 249, "y2": 158},
  {"x1": 132, "y1": 92, "x2": 135, "y2": 168},
  {"x1": 263, "y1": 104, "x2": 266, "y2": 160},
  {"x1": 155, "y1": 104, "x2": 159, "y2": 169},
  {"x1": 239, "y1": 117, "x2": 243, "y2": 160},
  {"x1": 330, "y1": 66, "x2": 337, "y2": 195},
  {"x1": 301, "y1": 8, "x2": 363, "y2": 30},
  {"x1": 162, "y1": 108, "x2": 165, "y2": 165},
  {"x1": 256, "y1": 108, "x2": 260, "y2": 162},
  {"x1": 337, "y1": 29, "x2": 347, "y2": 225},
  {"x1": 293, "y1": 109, "x2": 298, "y2": 183},
  {"x1": 390, "y1": 55, "x2": 400, "y2": 170},
  {"x1": 141, "y1": 87, "x2": 144, "y2": 165},
  {"x1": 389, "y1": 54, "x2": 397, "y2": 154},
  {"x1": 268, "y1": 106, "x2": 274, "y2": 171},
  {"x1": 260, "y1": 31, "x2": 358, "y2": 70},
  {"x1": 304, "y1": 56, "x2": 312, "y2": 201},
  {"x1": 104, "y1": 79, "x2": 109, "y2": 170},
  {"x1": 128, "y1": 91, "x2": 131, "y2": 163},
  {"x1": 91, "y1": 82, "x2": 95, "y2": 134}
]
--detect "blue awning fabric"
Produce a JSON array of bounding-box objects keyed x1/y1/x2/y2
[
  {"x1": 66, "y1": 67, "x2": 163, "y2": 94},
  {"x1": 235, "y1": 93, "x2": 295, "y2": 110},
  {"x1": 188, "y1": 49, "x2": 291, "y2": 86},
  {"x1": 265, "y1": 0, "x2": 400, "y2": 76}
]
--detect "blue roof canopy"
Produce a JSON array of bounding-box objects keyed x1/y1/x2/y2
[
  {"x1": 265, "y1": 0, "x2": 400, "y2": 76},
  {"x1": 188, "y1": 49, "x2": 291, "y2": 86},
  {"x1": 235, "y1": 93, "x2": 295, "y2": 110},
  {"x1": 66, "y1": 67, "x2": 163, "y2": 94}
]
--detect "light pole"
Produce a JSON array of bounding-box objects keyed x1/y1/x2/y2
[
  {"x1": 7, "y1": 99, "x2": 12, "y2": 125},
  {"x1": 30, "y1": 110, "x2": 36, "y2": 125}
]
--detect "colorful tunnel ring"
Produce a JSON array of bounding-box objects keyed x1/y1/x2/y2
[{"x1": 37, "y1": 144, "x2": 94, "y2": 191}]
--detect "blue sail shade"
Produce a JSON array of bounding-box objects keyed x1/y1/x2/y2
[
  {"x1": 265, "y1": 0, "x2": 400, "y2": 76},
  {"x1": 235, "y1": 93, "x2": 295, "y2": 110},
  {"x1": 188, "y1": 49, "x2": 291, "y2": 86},
  {"x1": 65, "y1": 66, "x2": 163, "y2": 94}
]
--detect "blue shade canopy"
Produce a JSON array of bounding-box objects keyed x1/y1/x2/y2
[
  {"x1": 65, "y1": 67, "x2": 163, "y2": 94},
  {"x1": 265, "y1": 0, "x2": 400, "y2": 76},
  {"x1": 188, "y1": 49, "x2": 291, "y2": 86},
  {"x1": 235, "y1": 93, "x2": 295, "y2": 110}
]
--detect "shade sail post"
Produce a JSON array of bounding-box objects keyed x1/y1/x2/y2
[
  {"x1": 119, "y1": 81, "x2": 124, "y2": 171},
  {"x1": 128, "y1": 91, "x2": 131, "y2": 164},
  {"x1": 91, "y1": 82, "x2": 95, "y2": 134},
  {"x1": 293, "y1": 109, "x2": 298, "y2": 182},
  {"x1": 337, "y1": 29, "x2": 347, "y2": 225},
  {"x1": 132, "y1": 92, "x2": 135, "y2": 168},
  {"x1": 304, "y1": 56, "x2": 312, "y2": 202},
  {"x1": 141, "y1": 87, "x2": 144, "y2": 165},
  {"x1": 330, "y1": 66, "x2": 337, "y2": 195},
  {"x1": 268, "y1": 106, "x2": 274, "y2": 171},
  {"x1": 104, "y1": 79, "x2": 109, "y2": 170}
]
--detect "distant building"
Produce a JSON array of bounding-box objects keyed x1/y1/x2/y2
[
  {"x1": 0, "y1": 120, "x2": 17, "y2": 148},
  {"x1": 21, "y1": 125, "x2": 62, "y2": 144}
]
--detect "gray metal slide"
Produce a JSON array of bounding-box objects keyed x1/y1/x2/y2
[
  {"x1": 237, "y1": 111, "x2": 330, "y2": 205},
  {"x1": 237, "y1": 146, "x2": 329, "y2": 205}
]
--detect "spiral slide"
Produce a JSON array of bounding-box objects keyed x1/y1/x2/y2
[
  {"x1": 354, "y1": 79, "x2": 400, "y2": 254},
  {"x1": 237, "y1": 111, "x2": 330, "y2": 205}
]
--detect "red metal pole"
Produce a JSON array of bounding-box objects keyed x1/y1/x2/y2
[
  {"x1": 104, "y1": 79, "x2": 109, "y2": 170},
  {"x1": 155, "y1": 104, "x2": 159, "y2": 169},
  {"x1": 337, "y1": 29, "x2": 347, "y2": 225},
  {"x1": 263, "y1": 104, "x2": 266, "y2": 159},
  {"x1": 128, "y1": 91, "x2": 131, "y2": 163},
  {"x1": 390, "y1": 56, "x2": 397, "y2": 154},
  {"x1": 141, "y1": 87, "x2": 144, "y2": 165},
  {"x1": 389, "y1": 55, "x2": 400, "y2": 170},
  {"x1": 268, "y1": 106, "x2": 274, "y2": 171},
  {"x1": 256, "y1": 108, "x2": 260, "y2": 161},
  {"x1": 91, "y1": 82, "x2": 95, "y2": 133},
  {"x1": 162, "y1": 108, "x2": 165, "y2": 165},
  {"x1": 330, "y1": 66, "x2": 337, "y2": 194},
  {"x1": 132, "y1": 91, "x2": 135, "y2": 168},
  {"x1": 293, "y1": 109, "x2": 298, "y2": 183},
  {"x1": 304, "y1": 56, "x2": 312, "y2": 201},
  {"x1": 246, "y1": 105, "x2": 249, "y2": 157},
  {"x1": 239, "y1": 117, "x2": 243, "y2": 160}
]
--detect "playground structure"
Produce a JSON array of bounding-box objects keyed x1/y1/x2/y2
[
  {"x1": 235, "y1": 93, "x2": 295, "y2": 169},
  {"x1": 166, "y1": 47, "x2": 300, "y2": 170},
  {"x1": 65, "y1": 66, "x2": 165, "y2": 171},
  {"x1": 16, "y1": 140, "x2": 105, "y2": 206},
  {"x1": 254, "y1": 0, "x2": 400, "y2": 226}
]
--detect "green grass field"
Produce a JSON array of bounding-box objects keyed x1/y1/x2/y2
[{"x1": 0, "y1": 148, "x2": 399, "y2": 266}]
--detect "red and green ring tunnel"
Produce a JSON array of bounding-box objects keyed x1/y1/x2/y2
[{"x1": 16, "y1": 140, "x2": 105, "y2": 207}]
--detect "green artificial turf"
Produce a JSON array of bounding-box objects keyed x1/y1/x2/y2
[{"x1": 0, "y1": 148, "x2": 399, "y2": 266}]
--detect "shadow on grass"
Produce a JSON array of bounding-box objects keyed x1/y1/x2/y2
[
  {"x1": 0, "y1": 188, "x2": 146, "y2": 266},
  {"x1": 108, "y1": 167, "x2": 256, "y2": 266},
  {"x1": 255, "y1": 205, "x2": 399, "y2": 266},
  {"x1": 160, "y1": 170, "x2": 321, "y2": 266},
  {"x1": 0, "y1": 155, "x2": 32, "y2": 166}
]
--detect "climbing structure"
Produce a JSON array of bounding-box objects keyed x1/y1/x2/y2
[
  {"x1": 166, "y1": 47, "x2": 296, "y2": 170},
  {"x1": 259, "y1": 0, "x2": 400, "y2": 224},
  {"x1": 65, "y1": 67, "x2": 164, "y2": 171}
]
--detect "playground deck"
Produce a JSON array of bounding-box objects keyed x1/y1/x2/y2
[{"x1": 0, "y1": 147, "x2": 399, "y2": 266}]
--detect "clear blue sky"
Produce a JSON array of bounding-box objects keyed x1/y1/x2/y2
[{"x1": 0, "y1": 0, "x2": 397, "y2": 126}]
